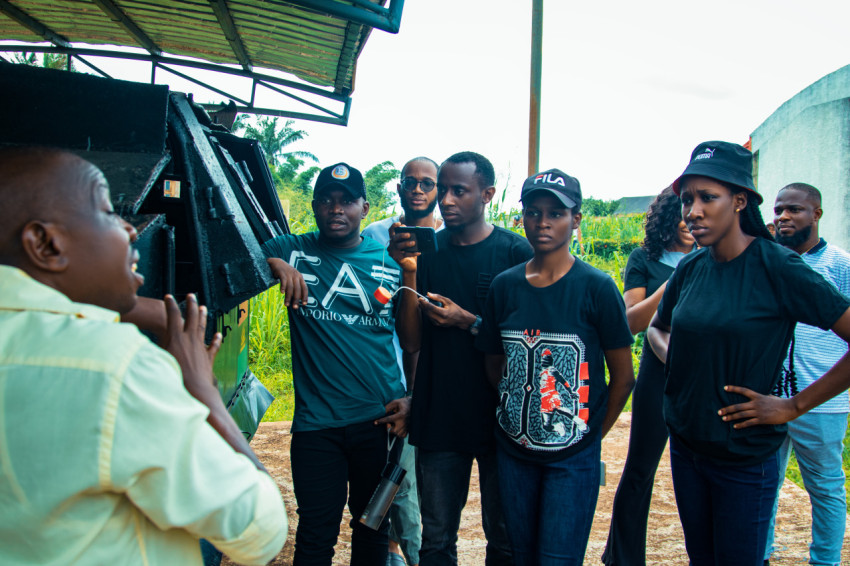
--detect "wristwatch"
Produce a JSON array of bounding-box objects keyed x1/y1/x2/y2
[{"x1": 469, "y1": 315, "x2": 483, "y2": 336}]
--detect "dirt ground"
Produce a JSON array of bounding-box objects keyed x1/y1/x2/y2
[{"x1": 224, "y1": 413, "x2": 850, "y2": 565}]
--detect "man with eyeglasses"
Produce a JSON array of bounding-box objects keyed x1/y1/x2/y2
[{"x1": 362, "y1": 156, "x2": 442, "y2": 566}]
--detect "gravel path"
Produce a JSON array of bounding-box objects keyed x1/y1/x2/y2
[{"x1": 225, "y1": 414, "x2": 850, "y2": 565}]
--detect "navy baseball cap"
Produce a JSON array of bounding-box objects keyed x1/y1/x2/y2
[
  {"x1": 314, "y1": 162, "x2": 366, "y2": 199},
  {"x1": 520, "y1": 168, "x2": 582, "y2": 209},
  {"x1": 672, "y1": 141, "x2": 762, "y2": 205}
]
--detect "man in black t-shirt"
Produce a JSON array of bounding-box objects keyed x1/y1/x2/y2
[{"x1": 396, "y1": 151, "x2": 532, "y2": 566}]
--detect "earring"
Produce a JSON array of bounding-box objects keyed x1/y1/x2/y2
[{"x1": 735, "y1": 208, "x2": 741, "y2": 212}]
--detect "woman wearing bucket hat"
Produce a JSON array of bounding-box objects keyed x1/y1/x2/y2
[
  {"x1": 602, "y1": 186, "x2": 695, "y2": 566},
  {"x1": 646, "y1": 141, "x2": 850, "y2": 565}
]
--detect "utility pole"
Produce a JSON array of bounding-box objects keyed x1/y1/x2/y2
[{"x1": 528, "y1": 0, "x2": 543, "y2": 176}]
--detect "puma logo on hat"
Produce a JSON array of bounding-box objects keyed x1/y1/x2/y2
[{"x1": 694, "y1": 148, "x2": 715, "y2": 160}]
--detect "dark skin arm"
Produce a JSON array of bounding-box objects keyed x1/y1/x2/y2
[
  {"x1": 267, "y1": 257, "x2": 308, "y2": 309},
  {"x1": 484, "y1": 354, "x2": 505, "y2": 390},
  {"x1": 719, "y1": 307, "x2": 850, "y2": 428},
  {"x1": 163, "y1": 294, "x2": 267, "y2": 473},
  {"x1": 623, "y1": 283, "x2": 668, "y2": 335},
  {"x1": 600, "y1": 346, "x2": 636, "y2": 437},
  {"x1": 120, "y1": 296, "x2": 167, "y2": 341},
  {"x1": 391, "y1": 223, "x2": 423, "y2": 354},
  {"x1": 646, "y1": 311, "x2": 671, "y2": 363}
]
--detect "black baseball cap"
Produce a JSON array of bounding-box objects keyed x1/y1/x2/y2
[
  {"x1": 520, "y1": 168, "x2": 582, "y2": 209},
  {"x1": 314, "y1": 162, "x2": 366, "y2": 199},
  {"x1": 672, "y1": 141, "x2": 762, "y2": 205}
]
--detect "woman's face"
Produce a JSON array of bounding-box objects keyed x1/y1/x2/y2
[
  {"x1": 679, "y1": 176, "x2": 745, "y2": 248},
  {"x1": 676, "y1": 220, "x2": 696, "y2": 248}
]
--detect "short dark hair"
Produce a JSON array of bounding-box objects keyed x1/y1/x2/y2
[
  {"x1": 780, "y1": 182, "x2": 822, "y2": 207},
  {"x1": 401, "y1": 156, "x2": 438, "y2": 178},
  {"x1": 441, "y1": 151, "x2": 495, "y2": 188}
]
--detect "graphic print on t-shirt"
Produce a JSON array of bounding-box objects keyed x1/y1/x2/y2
[
  {"x1": 499, "y1": 329, "x2": 590, "y2": 451},
  {"x1": 287, "y1": 249, "x2": 399, "y2": 326}
]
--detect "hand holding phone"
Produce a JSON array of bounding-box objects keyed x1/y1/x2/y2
[{"x1": 394, "y1": 226, "x2": 438, "y2": 254}]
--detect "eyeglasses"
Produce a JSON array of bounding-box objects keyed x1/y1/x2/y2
[{"x1": 400, "y1": 177, "x2": 437, "y2": 193}]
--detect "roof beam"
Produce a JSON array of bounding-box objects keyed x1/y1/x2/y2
[
  {"x1": 0, "y1": 0, "x2": 70, "y2": 47},
  {"x1": 91, "y1": 0, "x2": 162, "y2": 56},
  {"x1": 281, "y1": 0, "x2": 405, "y2": 34},
  {"x1": 208, "y1": 0, "x2": 252, "y2": 71}
]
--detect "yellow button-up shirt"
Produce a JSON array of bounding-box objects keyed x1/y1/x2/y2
[{"x1": 0, "y1": 266, "x2": 286, "y2": 565}]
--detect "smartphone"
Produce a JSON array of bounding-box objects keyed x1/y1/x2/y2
[{"x1": 395, "y1": 226, "x2": 438, "y2": 254}]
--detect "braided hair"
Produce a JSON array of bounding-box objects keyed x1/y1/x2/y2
[
  {"x1": 727, "y1": 183, "x2": 775, "y2": 241},
  {"x1": 643, "y1": 186, "x2": 684, "y2": 261}
]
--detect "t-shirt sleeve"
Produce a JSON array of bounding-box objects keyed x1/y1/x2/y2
[
  {"x1": 261, "y1": 234, "x2": 295, "y2": 261},
  {"x1": 776, "y1": 252, "x2": 850, "y2": 330},
  {"x1": 476, "y1": 276, "x2": 505, "y2": 354},
  {"x1": 110, "y1": 343, "x2": 287, "y2": 565},
  {"x1": 657, "y1": 261, "x2": 683, "y2": 327},
  {"x1": 512, "y1": 234, "x2": 535, "y2": 264},
  {"x1": 623, "y1": 248, "x2": 649, "y2": 292},
  {"x1": 593, "y1": 274, "x2": 634, "y2": 350}
]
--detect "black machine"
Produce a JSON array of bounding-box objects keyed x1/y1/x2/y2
[{"x1": 0, "y1": 62, "x2": 289, "y2": 438}]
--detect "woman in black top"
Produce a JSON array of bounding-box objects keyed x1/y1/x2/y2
[
  {"x1": 602, "y1": 187, "x2": 694, "y2": 566},
  {"x1": 648, "y1": 141, "x2": 850, "y2": 566}
]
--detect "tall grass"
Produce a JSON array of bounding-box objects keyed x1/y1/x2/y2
[{"x1": 249, "y1": 288, "x2": 295, "y2": 421}]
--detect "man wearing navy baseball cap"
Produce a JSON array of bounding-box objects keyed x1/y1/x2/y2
[{"x1": 263, "y1": 162, "x2": 412, "y2": 564}]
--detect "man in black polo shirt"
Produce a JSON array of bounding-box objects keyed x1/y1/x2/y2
[{"x1": 396, "y1": 151, "x2": 532, "y2": 566}]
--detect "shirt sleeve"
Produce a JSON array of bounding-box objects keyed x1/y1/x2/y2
[
  {"x1": 108, "y1": 343, "x2": 287, "y2": 565},
  {"x1": 657, "y1": 260, "x2": 683, "y2": 327},
  {"x1": 623, "y1": 248, "x2": 649, "y2": 292},
  {"x1": 262, "y1": 234, "x2": 295, "y2": 261},
  {"x1": 476, "y1": 277, "x2": 504, "y2": 355},
  {"x1": 776, "y1": 252, "x2": 850, "y2": 330}
]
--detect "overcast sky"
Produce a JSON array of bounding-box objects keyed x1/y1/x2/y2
[
  {"x1": 297, "y1": 0, "x2": 850, "y2": 204},
  {"x1": 5, "y1": 0, "x2": 849, "y2": 206}
]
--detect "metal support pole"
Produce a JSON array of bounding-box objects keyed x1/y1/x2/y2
[{"x1": 528, "y1": 0, "x2": 543, "y2": 177}]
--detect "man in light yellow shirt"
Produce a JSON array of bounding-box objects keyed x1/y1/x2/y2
[{"x1": 0, "y1": 147, "x2": 287, "y2": 565}]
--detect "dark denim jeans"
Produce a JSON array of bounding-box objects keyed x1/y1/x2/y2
[
  {"x1": 416, "y1": 448, "x2": 513, "y2": 566},
  {"x1": 290, "y1": 420, "x2": 390, "y2": 566},
  {"x1": 497, "y1": 439, "x2": 601, "y2": 566},
  {"x1": 670, "y1": 438, "x2": 780, "y2": 566}
]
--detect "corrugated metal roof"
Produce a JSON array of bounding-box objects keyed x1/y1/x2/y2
[{"x1": 0, "y1": 0, "x2": 395, "y2": 94}]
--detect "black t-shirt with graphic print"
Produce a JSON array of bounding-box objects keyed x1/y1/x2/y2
[
  {"x1": 477, "y1": 258, "x2": 633, "y2": 463},
  {"x1": 409, "y1": 227, "x2": 533, "y2": 454}
]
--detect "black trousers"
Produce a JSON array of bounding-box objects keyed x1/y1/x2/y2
[
  {"x1": 291, "y1": 419, "x2": 390, "y2": 566},
  {"x1": 602, "y1": 346, "x2": 669, "y2": 566}
]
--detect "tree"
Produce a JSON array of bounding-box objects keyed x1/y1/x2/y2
[
  {"x1": 363, "y1": 161, "x2": 399, "y2": 222},
  {"x1": 13, "y1": 52, "x2": 75, "y2": 71},
  {"x1": 235, "y1": 116, "x2": 317, "y2": 169},
  {"x1": 582, "y1": 197, "x2": 620, "y2": 216}
]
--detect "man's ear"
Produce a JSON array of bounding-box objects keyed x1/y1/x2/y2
[
  {"x1": 360, "y1": 200, "x2": 370, "y2": 219},
  {"x1": 572, "y1": 212, "x2": 582, "y2": 230},
  {"x1": 19, "y1": 220, "x2": 70, "y2": 273},
  {"x1": 813, "y1": 206, "x2": 823, "y2": 224},
  {"x1": 481, "y1": 185, "x2": 496, "y2": 205}
]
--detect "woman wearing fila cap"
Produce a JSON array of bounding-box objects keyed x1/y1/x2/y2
[
  {"x1": 603, "y1": 186, "x2": 695, "y2": 566},
  {"x1": 478, "y1": 169, "x2": 635, "y2": 565},
  {"x1": 647, "y1": 141, "x2": 850, "y2": 566}
]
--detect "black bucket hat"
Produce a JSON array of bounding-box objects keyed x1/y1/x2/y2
[{"x1": 671, "y1": 141, "x2": 762, "y2": 205}]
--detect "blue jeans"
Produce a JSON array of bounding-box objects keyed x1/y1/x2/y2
[
  {"x1": 497, "y1": 439, "x2": 601, "y2": 566},
  {"x1": 416, "y1": 448, "x2": 512, "y2": 566},
  {"x1": 670, "y1": 438, "x2": 780, "y2": 566},
  {"x1": 389, "y1": 436, "x2": 421, "y2": 565},
  {"x1": 764, "y1": 412, "x2": 848, "y2": 566}
]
